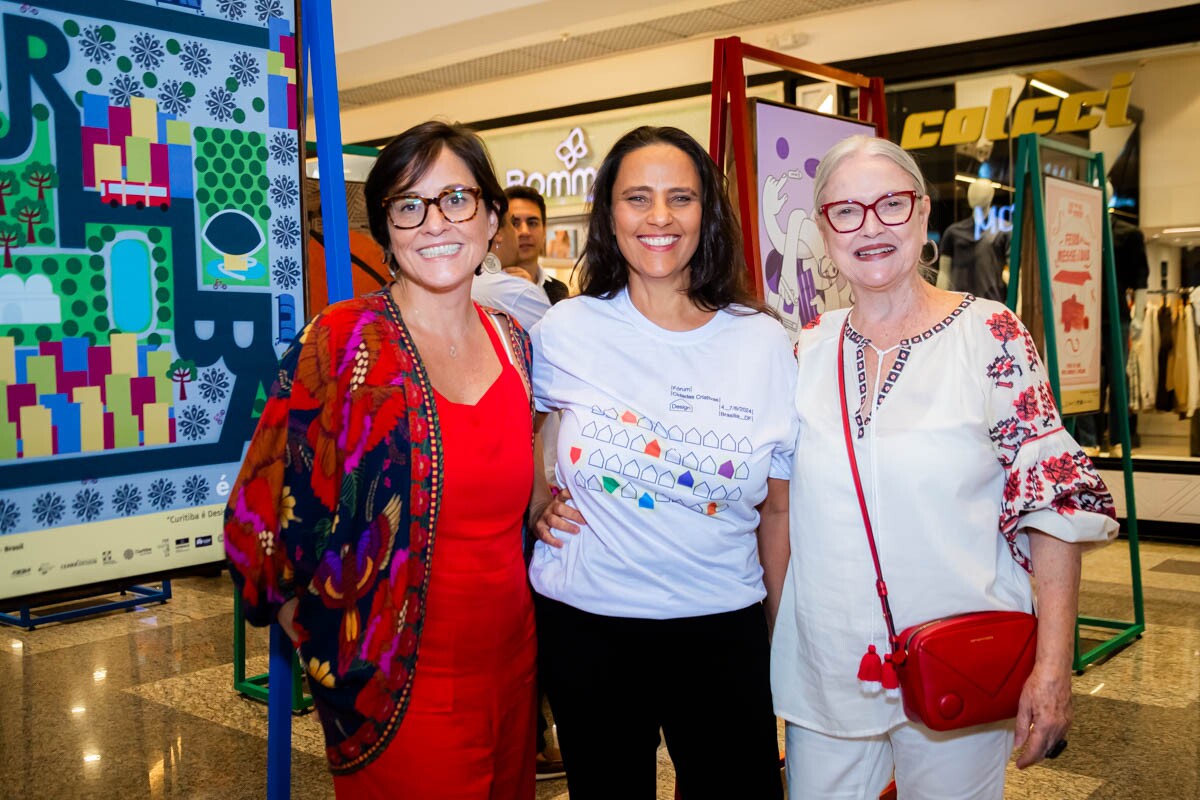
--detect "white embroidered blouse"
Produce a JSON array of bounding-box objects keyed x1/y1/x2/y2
[{"x1": 771, "y1": 296, "x2": 1118, "y2": 737}]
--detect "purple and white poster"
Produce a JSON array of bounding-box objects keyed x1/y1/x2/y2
[{"x1": 753, "y1": 99, "x2": 874, "y2": 338}]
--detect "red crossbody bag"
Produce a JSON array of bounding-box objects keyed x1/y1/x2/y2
[{"x1": 836, "y1": 317, "x2": 1038, "y2": 732}]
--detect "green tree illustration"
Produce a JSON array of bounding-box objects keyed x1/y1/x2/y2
[
  {"x1": 0, "y1": 170, "x2": 16, "y2": 215},
  {"x1": 251, "y1": 380, "x2": 268, "y2": 419},
  {"x1": 167, "y1": 358, "x2": 197, "y2": 400},
  {"x1": 0, "y1": 221, "x2": 20, "y2": 269},
  {"x1": 22, "y1": 162, "x2": 58, "y2": 202},
  {"x1": 13, "y1": 198, "x2": 46, "y2": 243}
]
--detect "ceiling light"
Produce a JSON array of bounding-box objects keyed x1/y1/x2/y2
[
  {"x1": 71, "y1": 706, "x2": 86, "y2": 715},
  {"x1": 1162, "y1": 226, "x2": 1200, "y2": 234},
  {"x1": 83, "y1": 753, "x2": 101, "y2": 763},
  {"x1": 1030, "y1": 79, "x2": 1069, "y2": 98},
  {"x1": 954, "y1": 174, "x2": 1005, "y2": 190},
  {"x1": 770, "y1": 31, "x2": 809, "y2": 50},
  {"x1": 93, "y1": 669, "x2": 107, "y2": 682}
]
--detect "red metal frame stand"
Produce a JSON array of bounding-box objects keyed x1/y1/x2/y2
[{"x1": 708, "y1": 37, "x2": 886, "y2": 299}]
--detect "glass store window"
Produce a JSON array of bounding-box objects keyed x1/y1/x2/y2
[{"x1": 880, "y1": 44, "x2": 1200, "y2": 463}]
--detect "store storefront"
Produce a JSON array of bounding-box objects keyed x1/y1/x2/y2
[
  {"x1": 407, "y1": 6, "x2": 1199, "y2": 538},
  {"x1": 870, "y1": 31, "x2": 1200, "y2": 540}
]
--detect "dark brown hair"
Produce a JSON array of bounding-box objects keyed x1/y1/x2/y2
[
  {"x1": 578, "y1": 126, "x2": 758, "y2": 313},
  {"x1": 504, "y1": 185, "x2": 546, "y2": 223},
  {"x1": 364, "y1": 121, "x2": 507, "y2": 267}
]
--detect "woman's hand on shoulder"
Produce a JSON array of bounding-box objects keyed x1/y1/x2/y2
[
  {"x1": 532, "y1": 487, "x2": 587, "y2": 548},
  {"x1": 1013, "y1": 661, "x2": 1073, "y2": 768}
]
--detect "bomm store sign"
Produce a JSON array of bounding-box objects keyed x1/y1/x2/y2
[
  {"x1": 504, "y1": 127, "x2": 597, "y2": 201},
  {"x1": 900, "y1": 74, "x2": 1135, "y2": 150}
]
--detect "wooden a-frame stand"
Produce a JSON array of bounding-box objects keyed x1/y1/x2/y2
[{"x1": 1007, "y1": 133, "x2": 1145, "y2": 673}]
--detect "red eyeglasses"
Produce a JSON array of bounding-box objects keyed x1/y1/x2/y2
[{"x1": 818, "y1": 190, "x2": 920, "y2": 233}]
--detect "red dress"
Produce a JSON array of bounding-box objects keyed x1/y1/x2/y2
[{"x1": 334, "y1": 306, "x2": 537, "y2": 799}]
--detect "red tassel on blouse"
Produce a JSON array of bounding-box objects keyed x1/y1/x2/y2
[{"x1": 857, "y1": 644, "x2": 882, "y2": 690}]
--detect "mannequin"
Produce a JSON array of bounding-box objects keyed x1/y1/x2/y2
[{"x1": 938, "y1": 181, "x2": 1009, "y2": 301}]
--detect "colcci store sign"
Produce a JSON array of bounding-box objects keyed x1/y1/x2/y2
[{"x1": 899, "y1": 73, "x2": 1135, "y2": 150}]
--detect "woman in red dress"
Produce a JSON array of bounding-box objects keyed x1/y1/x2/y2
[{"x1": 225, "y1": 122, "x2": 536, "y2": 798}]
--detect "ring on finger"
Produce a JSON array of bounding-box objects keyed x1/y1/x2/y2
[{"x1": 1045, "y1": 739, "x2": 1067, "y2": 759}]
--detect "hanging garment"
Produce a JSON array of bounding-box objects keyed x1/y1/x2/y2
[
  {"x1": 1157, "y1": 300, "x2": 1177, "y2": 412},
  {"x1": 1128, "y1": 302, "x2": 1159, "y2": 412},
  {"x1": 1185, "y1": 292, "x2": 1200, "y2": 418},
  {"x1": 1171, "y1": 298, "x2": 1193, "y2": 415}
]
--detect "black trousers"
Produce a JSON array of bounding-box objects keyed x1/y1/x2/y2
[{"x1": 534, "y1": 593, "x2": 783, "y2": 800}]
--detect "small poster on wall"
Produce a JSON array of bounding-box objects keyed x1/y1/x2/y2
[
  {"x1": 751, "y1": 99, "x2": 875, "y2": 339},
  {"x1": 545, "y1": 224, "x2": 581, "y2": 261},
  {"x1": 0, "y1": 1, "x2": 304, "y2": 600},
  {"x1": 1043, "y1": 176, "x2": 1104, "y2": 415}
]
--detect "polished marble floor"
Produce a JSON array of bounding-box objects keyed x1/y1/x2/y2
[{"x1": 1, "y1": 539, "x2": 1196, "y2": 799}]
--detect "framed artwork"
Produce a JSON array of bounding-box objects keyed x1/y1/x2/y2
[
  {"x1": 0, "y1": 0, "x2": 304, "y2": 599},
  {"x1": 751, "y1": 99, "x2": 875, "y2": 338}
]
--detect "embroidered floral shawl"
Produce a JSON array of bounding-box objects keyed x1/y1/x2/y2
[{"x1": 225, "y1": 289, "x2": 532, "y2": 773}]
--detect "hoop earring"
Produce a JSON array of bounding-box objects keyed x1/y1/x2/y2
[
  {"x1": 920, "y1": 239, "x2": 940, "y2": 267},
  {"x1": 481, "y1": 252, "x2": 502, "y2": 274}
]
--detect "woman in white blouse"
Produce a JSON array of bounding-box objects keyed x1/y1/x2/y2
[{"x1": 772, "y1": 135, "x2": 1119, "y2": 799}]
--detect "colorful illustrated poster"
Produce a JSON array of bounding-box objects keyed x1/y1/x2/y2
[
  {"x1": 752, "y1": 99, "x2": 874, "y2": 339},
  {"x1": 1043, "y1": 176, "x2": 1103, "y2": 415},
  {"x1": 0, "y1": 1, "x2": 303, "y2": 600}
]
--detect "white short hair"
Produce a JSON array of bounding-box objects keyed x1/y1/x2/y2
[{"x1": 812, "y1": 135, "x2": 928, "y2": 205}]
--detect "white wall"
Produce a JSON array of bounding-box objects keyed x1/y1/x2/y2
[
  {"x1": 1137, "y1": 51, "x2": 1200, "y2": 231},
  {"x1": 334, "y1": 0, "x2": 1187, "y2": 143},
  {"x1": 1146, "y1": 241, "x2": 1182, "y2": 291}
]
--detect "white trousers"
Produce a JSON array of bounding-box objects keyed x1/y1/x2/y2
[{"x1": 784, "y1": 720, "x2": 1014, "y2": 800}]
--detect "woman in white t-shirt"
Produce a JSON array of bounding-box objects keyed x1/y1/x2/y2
[{"x1": 529, "y1": 126, "x2": 795, "y2": 800}]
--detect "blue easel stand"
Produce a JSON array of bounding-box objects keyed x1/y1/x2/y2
[
  {"x1": 304, "y1": 0, "x2": 353, "y2": 306},
  {"x1": 266, "y1": 624, "x2": 296, "y2": 799},
  {"x1": 266, "y1": 1, "x2": 353, "y2": 797}
]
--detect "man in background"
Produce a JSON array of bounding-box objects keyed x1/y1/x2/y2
[
  {"x1": 505, "y1": 186, "x2": 569, "y2": 304},
  {"x1": 471, "y1": 208, "x2": 550, "y2": 332}
]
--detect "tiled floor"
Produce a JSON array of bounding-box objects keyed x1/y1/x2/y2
[{"x1": 2, "y1": 539, "x2": 1196, "y2": 799}]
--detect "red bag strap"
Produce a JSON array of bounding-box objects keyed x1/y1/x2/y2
[{"x1": 837, "y1": 315, "x2": 901, "y2": 654}]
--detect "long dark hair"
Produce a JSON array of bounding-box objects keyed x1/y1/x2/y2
[
  {"x1": 578, "y1": 126, "x2": 758, "y2": 312},
  {"x1": 364, "y1": 121, "x2": 507, "y2": 269}
]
